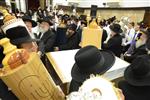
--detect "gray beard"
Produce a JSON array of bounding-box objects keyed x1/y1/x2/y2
[{"x1": 135, "y1": 40, "x2": 146, "y2": 48}]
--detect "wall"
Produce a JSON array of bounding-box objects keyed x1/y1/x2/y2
[
  {"x1": 53, "y1": 0, "x2": 150, "y2": 8},
  {"x1": 53, "y1": 0, "x2": 68, "y2": 6},
  {"x1": 5, "y1": 0, "x2": 11, "y2": 5},
  {"x1": 84, "y1": 9, "x2": 145, "y2": 23},
  {"x1": 144, "y1": 9, "x2": 150, "y2": 27},
  {"x1": 75, "y1": 0, "x2": 122, "y2": 8},
  {"x1": 120, "y1": 0, "x2": 150, "y2": 7},
  {"x1": 39, "y1": 0, "x2": 45, "y2": 9},
  {"x1": 5, "y1": 0, "x2": 26, "y2": 12}
]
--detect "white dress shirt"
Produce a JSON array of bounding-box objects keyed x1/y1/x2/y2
[{"x1": 123, "y1": 28, "x2": 135, "y2": 46}]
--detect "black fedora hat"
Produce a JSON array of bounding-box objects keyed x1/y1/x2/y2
[
  {"x1": 71, "y1": 46, "x2": 115, "y2": 82},
  {"x1": 62, "y1": 14, "x2": 70, "y2": 20},
  {"x1": 124, "y1": 55, "x2": 150, "y2": 86},
  {"x1": 109, "y1": 23, "x2": 123, "y2": 34},
  {"x1": 5, "y1": 26, "x2": 38, "y2": 46},
  {"x1": 38, "y1": 16, "x2": 53, "y2": 26},
  {"x1": 22, "y1": 15, "x2": 37, "y2": 27}
]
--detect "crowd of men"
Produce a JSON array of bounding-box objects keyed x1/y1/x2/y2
[{"x1": 0, "y1": 5, "x2": 150, "y2": 100}]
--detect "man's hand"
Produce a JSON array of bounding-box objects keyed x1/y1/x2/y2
[
  {"x1": 117, "y1": 88, "x2": 125, "y2": 100},
  {"x1": 122, "y1": 43, "x2": 127, "y2": 46}
]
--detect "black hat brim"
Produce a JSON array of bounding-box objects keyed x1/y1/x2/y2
[
  {"x1": 109, "y1": 25, "x2": 123, "y2": 33},
  {"x1": 124, "y1": 65, "x2": 150, "y2": 86},
  {"x1": 23, "y1": 19, "x2": 37, "y2": 27},
  {"x1": 71, "y1": 50, "x2": 115, "y2": 82},
  {"x1": 38, "y1": 19, "x2": 53, "y2": 26},
  {"x1": 11, "y1": 37, "x2": 39, "y2": 46}
]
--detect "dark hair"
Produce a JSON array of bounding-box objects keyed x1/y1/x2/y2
[{"x1": 129, "y1": 22, "x2": 135, "y2": 27}]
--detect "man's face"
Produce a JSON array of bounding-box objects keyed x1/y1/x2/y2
[
  {"x1": 134, "y1": 25, "x2": 140, "y2": 32},
  {"x1": 20, "y1": 42, "x2": 38, "y2": 52},
  {"x1": 110, "y1": 30, "x2": 117, "y2": 37},
  {"x1": 39, "y1": 22, "x2": 50, "y2": 33},
  {"x1": 127, "y1": 23, "x2": 132, "y2": 29},
  {"x1": 25, "y1": 21, "x2": 32, "y2": 33},
  {"x1": 67, "y1": 20, "x2": 71, "y2": 25},
  {"x1": 66, "y1": 29, "x2": 74, "y2": 37}
]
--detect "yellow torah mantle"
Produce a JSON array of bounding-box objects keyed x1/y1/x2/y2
[
  {"x1": 0, "y1": 38, "x2": 64, "y2": 100},
  {"x1": 81, "y1": 18, "x2": 103, "y2": 49}
]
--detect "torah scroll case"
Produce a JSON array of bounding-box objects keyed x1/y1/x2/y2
[{"x1": 0, "y1": 38, "x2": 64, "y2": 100}]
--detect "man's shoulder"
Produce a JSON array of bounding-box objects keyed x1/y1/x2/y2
[
  {"x1": 44, "y1": 30, "x2": 55, "y2": 36},
  {"x1": 112, "y1": 34, "x2": 122, "y2": 40}
]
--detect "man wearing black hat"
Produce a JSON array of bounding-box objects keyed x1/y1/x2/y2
[
  {"x1": 22, "y1": 15, "x2": 37, "y2": 39},
  {"x1": 5, "y1": 26, "x2": 38, "y2": 53},
  {"x1": 124, "y1": 28, "x2": 150, "y2": 63},
  {"x1": 54, "y1": 24, "x2": 80, "y2": 51},
  {"x1": 103, "y1": 23, "x2": 123, "y2": 57},
  {"x1": 69, "y1": 46, "x2": 115, "y2": 93},
  {"x1": 118, "y1": 54, "x2": 150, "y2": 100},
  {"x1": 38, "y1": 17, "x2": 56, "y2": 52}
]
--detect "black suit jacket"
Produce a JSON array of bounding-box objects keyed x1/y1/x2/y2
[
  {"x1": 124, "y1": 45, "x2": 147, "y2": 63},
  {"x1": 103, "y1": 34, "x2": 122, "y2": 57},
  {"x1": 76, "y1": 28, "x2": 82, "y2": 42},
  {"x1": 38, "y1": 29, "x2": 56, "y2": 52},
  {"x1": 0, "y1": 80, "x2": 18, "y2": 100},
  {"x1": 102, "y1": 29, "x2": 108, "y2": 43},
  {"x1": 118, "y1": 80, "x2": 150, "y2": 100},
  {"x1": 55, "y1": 27, "x2": 67, "y2": 46},
  {"x1": 101, "y1": 29, "x2": 108, "y2": 48},
  {"x1": 59, "y1": 32, "x2": 80, "y2": 50}
]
